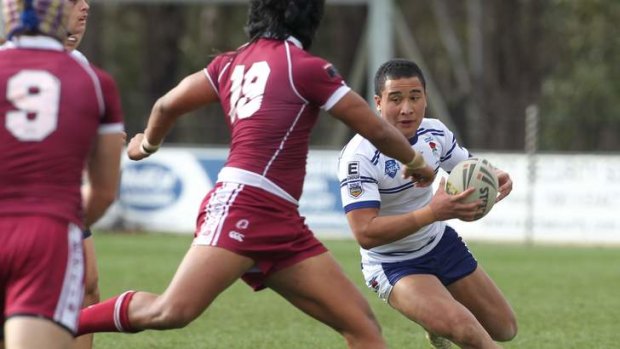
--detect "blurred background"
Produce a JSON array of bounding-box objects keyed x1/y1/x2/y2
[{"x1": 82, "y1": 0, "x2": 619, "y2": 152}]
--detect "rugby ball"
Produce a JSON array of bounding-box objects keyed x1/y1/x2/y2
[{"x1": 445, "y1": 158, "x2": 499, "y2": 220}]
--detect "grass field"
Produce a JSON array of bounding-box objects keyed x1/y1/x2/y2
[{"x1": 91, "y1": 232, "x2": 620, "y2": 349}]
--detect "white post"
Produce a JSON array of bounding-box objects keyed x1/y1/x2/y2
[
  {"x1": 524, "y1": 105, "x2": 539, "y2": 245},
  {"x1": 367, "y1": 0, "x2": 393, "y2": 103}
]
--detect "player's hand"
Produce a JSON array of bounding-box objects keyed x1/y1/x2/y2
[
  {"x1": 495, "y1": 169, "x2": 512, "y2": 203},
  {"x1": 429, "y1": 178, "x2": 481, "y2": 221},
  {"x1": 402, "y1": 163, "x2": 436, "y2": 187},
  {"x1": 127, "y1": 133, "x2": 150, "y2": 161}
]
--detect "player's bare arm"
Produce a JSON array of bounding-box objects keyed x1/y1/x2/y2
[
  {"x1": 346, "y1": 178, "x2": 478, "y2": 249},
  {"x1": 329, "y1": 91, "x2": 435, "y2": 185},
  {"x1": 128, "y1": 71, "x2": 219, "y2": 160},
  {"x1": 83, "y1": 132, "x2": 124, "y2": 227}
]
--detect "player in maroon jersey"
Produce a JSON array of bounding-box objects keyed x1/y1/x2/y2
[
  {"x1": 59, "y1": 2, "x2": 107, "y2": 349},
  {"x1": 77, "y1": 1, "x2": 434, "y2": 348},
  {"x1": 0, "y1": 0, "x2": 124, "y2": 348}
]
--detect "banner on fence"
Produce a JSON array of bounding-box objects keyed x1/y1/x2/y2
[{"x1": 95, "y1": 148, "x2": 620, "y2": 245}]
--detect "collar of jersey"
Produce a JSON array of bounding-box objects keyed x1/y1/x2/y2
[
  {"x1": 409, "y1": 133, "x2": 419, "y2": 145},
  {"x1": 11, "y1": 35, "x2": 64, "y2": 51},
  {"x1": 286, "y1": 36, "x2": 303, "y2": 49}
]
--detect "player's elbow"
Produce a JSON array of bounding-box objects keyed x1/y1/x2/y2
[
  {"x1": 89, "y1": 187, "x2": 118, "y2": 209},
  {"x1": 353, "y1": 231, "x2": 382, "y2": 250}
]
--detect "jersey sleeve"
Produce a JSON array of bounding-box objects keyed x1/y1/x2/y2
[
  {"x1": 338, "y1": 152, "x2": 382, "y2": 213},
  {"x1": 96, "y1": 69, "x2": 124, "y2": 134},
  {"x1": 435, "y1": 119, "x2": 471, "y2": 172},
  {"x1": 204, "y1": 53, "x2": 233, "y2": 96},
  {"x1": 293, "y1": 55, "x2": 350, "y2": 111}
]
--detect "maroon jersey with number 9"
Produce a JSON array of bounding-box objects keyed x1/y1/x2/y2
[{"x1": 0, "y1": 37, "x2": 124, "y2": 226}]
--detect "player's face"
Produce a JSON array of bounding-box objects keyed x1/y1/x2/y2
[
  {"x1": 66, "y1": 0, "x2": 89, "y2": 36},
  {"x1": 374, "y1": 76, "x2": 427, "y2": 139}
]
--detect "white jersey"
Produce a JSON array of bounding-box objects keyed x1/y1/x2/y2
[{"x1": 338, "y1": 118, "x2": 471, "y2": 263}]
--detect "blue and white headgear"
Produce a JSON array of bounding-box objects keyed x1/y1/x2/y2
[{"x1": 2, "y1": 0, "x2": 69, "y2": 40}]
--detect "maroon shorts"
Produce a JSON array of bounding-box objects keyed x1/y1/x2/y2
[
  {"x1": 0, "y1": 215, "x2": 84, "y2": 334},
  {"x1": 194, "y1": 182, "x2": 327, "y2": 290}
]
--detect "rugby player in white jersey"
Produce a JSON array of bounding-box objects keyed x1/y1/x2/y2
[
  {"x1": 76, "y1": 1, "x2": 436, "y2": 348},
  {"x1": 338, "y1": 59, "x2": 517, "y2": 349}
]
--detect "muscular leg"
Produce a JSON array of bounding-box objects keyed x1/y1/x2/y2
[
  {"x1": 265, "y1": 252, "x2": 386, "y2": 349},
  {"x1": 74, "y1": 237, "x2": 99, "y2": 349},
  {"x1": 5, "y1": 317, "x2": 73, "y2": 349},
  {"x1": 127, "y1": 245, "x2": 254, "y2": 330},
  {"x1": 389, "y1": 274, "x2": 500, "y2": 349},
  {"x1": 448, "y1": 266, "x2": 517, "y2": 341}
]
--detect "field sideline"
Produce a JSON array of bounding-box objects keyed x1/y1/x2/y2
[{"x1": 91, "y1": 232, "x2": 620, "y2": 349}]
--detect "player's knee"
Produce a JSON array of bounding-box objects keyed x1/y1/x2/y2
[
  {"x1": 491, "y1": 315, "x2": 518, "y2": 342},
  {"x1": 83, "y1": 275, "x2": 100, "y2": 306},
  {"x1": 153, "y1": 302, "x2": 200, "y2": 329},
  {"x1": 439, "y1": 316, "x2": 483, "y2": 345}
]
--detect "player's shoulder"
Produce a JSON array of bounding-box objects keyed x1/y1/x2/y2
[
  {"x1": 70, "y1": 49, "x2": 89, "y2": 64},
  {"x1": 81, "y1": 63, "x2": 120, "y2": 96},
  {"x1": 284, "y1": 39, "x2": 331, "y2": 69},
  {"x1": 340, "y1": 134, "x2": 377, "y2": 162},
  {"x1": 417, "y1": 118, "x2": 451, "y2": 138},
  {"x1": 420, "y1": 117, "x2": 448, "y2": 130},
  {"x1": 206, "y1": 49, "x2": 237, "y2": 74},
  {"x1": 290, "y1": 47, "x2": 331, "y2": 71}
]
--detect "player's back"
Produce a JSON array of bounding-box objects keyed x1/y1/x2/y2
[
  {"x1": 207, "y1": 38, "x2": 348, "y2": 202},
  {"x1": 0, "y1": 37, "x2": 108, "y2": 225}
]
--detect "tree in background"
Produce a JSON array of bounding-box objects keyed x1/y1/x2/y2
[{"x1": 79, "y1": 0, "x2": 619, "y2": 152}]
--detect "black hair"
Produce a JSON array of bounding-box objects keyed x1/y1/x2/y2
[
  {"x1": 245, "y1": 0, "x2": 325, "y2": 50},
  {"x1": 374, "y1": 58, "x2": 427, "y2": 96}
]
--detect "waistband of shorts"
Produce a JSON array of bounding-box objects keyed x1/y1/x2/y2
[{"x1": 216, "y1": 166, "x2": 298, "y2": 205}]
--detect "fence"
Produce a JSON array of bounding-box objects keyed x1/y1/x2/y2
[{"x1": 95, "y1": 147, "x2": 620, "y2": 245}]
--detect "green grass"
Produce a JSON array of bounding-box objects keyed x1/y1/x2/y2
[{"x1": 91, "y1": 232, "x2": 620, "y2": 348}]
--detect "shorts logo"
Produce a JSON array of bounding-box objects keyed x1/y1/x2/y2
[
  {"x1": 323, "y1": 63, "x2": 339, "y2": 79},
  {"x1": 229, "y1": 231, "x2": 245, "y2": 242},
  {"x1": 236, "y1": 219, "x2": 249, "y2": 230},
  {"x1": 368, "y1": 277, "x2": 380, "y2": 292},
  {"x1": 384, "y1": 159, "x2": 399, "y2": 178}
]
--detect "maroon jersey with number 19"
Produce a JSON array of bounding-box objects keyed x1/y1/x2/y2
[{"x1": 205, "y1": 37, "x2": 350, "y2": 203}]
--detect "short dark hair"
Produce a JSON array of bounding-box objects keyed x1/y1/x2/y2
[
  {"x1": 374, "y1": 59, "x2": 427, "y2": 96},
  {"x1": 245, "y1": 0, "x2": 325, "y2": 50}
]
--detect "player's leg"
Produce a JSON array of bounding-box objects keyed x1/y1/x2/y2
[
  {"x1": 73, "y1": 234, "x2": 99, "y2": 349},
  {"x1": 425, "y1": 330, "x2": 453, "y2": 349},
  {"x1": 447, "y1": 266, "x2": 517, "y2": 342},
  {"x1": 1, "y1": 217, "x2": 84, "y2": 349},
  {"x1": 5, "y1": 317, "x2": 73, "y2": 349},
  {"x1": 389, "y1": 274, "x2": 500, "y2": 349},
  {"x1": 266, "y1": 251, "x2": 386, "y2": 349},
  {"x1": 128, "y1": 245, "x2": 253, "y2": 329},
  {"x1": 78, "y1": 245, "x2": 254, "y2": 333}
]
